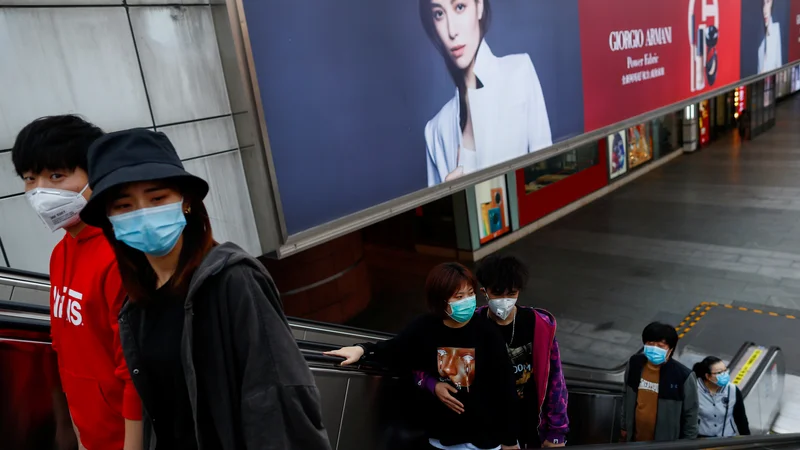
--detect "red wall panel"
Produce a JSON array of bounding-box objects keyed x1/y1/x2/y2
[{"x1": 516, "y1": 145, "x2": 609, "y2": 228}]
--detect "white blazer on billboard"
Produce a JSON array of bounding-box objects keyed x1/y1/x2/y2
[
  {"x1": 425, "y1": 41, "x2": 552, "y2": 187},
  {"x1": 758, "y1": 19, "x2": 782, "y2": 73}
]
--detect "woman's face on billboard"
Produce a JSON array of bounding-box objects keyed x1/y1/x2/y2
[
  {"x1": 763, "y1": 0, "x2": 773, "y2": 26},
  {"x1": 430, "y1": 0, "x2": 484, "y2": 70}
]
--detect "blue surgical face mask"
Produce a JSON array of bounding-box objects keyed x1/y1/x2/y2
[
  {"x1": 447, "y1": 295, "x2": 476, "y2": 323},
  {"x1": 109, "y1": 200, "x2": 186, "y2": 257},
  {"x1": 715, "y1": 371, "x2": 730, "y2": 387},
  {"x1": 643, "y1": 345, "x2": 668, "y2": 365}
]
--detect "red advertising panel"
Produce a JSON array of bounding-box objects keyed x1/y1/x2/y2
[
  {"x1": 791, "y1": 0, "x2": 800, "y2": 62},
  {"x1": 579, "y1": 0, "x2": 741, "y2": 131}
]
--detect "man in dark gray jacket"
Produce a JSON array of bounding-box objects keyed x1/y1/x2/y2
[{"x1": 621, "y1": 322, "x2": 698, "y2": 442}]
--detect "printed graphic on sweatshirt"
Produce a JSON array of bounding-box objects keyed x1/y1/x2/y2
[
  {"x1": 639, "y1": 377, "x2": 659, "y2": 394},
  {"x1": 508, "y1": 342, "x2": 533, "y2": 398},
  {"x1": 437, "y1": 347, "x2": 476, "y2": 391},
  {"x1": 52, "y1": 286, "x2": 83, "y2": 326}
]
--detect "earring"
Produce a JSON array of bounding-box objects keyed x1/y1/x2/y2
[{"x1": 184, "y1": 206, "x2": 191, "y2": 214}]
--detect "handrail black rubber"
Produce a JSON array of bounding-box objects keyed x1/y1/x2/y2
[
  {"x1": 0, "y1": 299, "x2": 50, "y2": 315},
  {"x1": 0, "y1": 266, "x2": 50, "y2": 281}
]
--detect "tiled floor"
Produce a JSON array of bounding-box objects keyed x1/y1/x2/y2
[{"x1": 351, "y1": 94, "x2": 800, "y2": 369}]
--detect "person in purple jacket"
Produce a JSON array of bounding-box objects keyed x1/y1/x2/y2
[{"x1": 416, "y1": 255, "x2": 569, "y2": 448}]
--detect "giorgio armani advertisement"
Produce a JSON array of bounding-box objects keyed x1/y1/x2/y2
[
  {"x1": 240, "y1": 0, "x2": 798, "y2": 239},
  {"x1": 580, "y1": 0, "x2": 742, "y2": 131},
  {"x1": 741, "y1": 0, "x2": 791, "y2": 77},
  {"x1": 240, "y1": 0, "x2": 584, "y2": 235}
]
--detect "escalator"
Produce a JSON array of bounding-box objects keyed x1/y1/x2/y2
[{"x1": 1, "y1": 268, "x2": 798, "y2": 449}]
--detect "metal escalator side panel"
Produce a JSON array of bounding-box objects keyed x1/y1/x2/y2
[
  {"x1": 740, "y1": 347, "x2": 785, "y2": 435},
  {"x1": 726, "y1": 341, "x2": 757, "y2": 378},
  {"x1": 731, "y1": 344, "x2": 770, "y2": 397}
]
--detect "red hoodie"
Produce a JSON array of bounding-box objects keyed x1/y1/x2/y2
[{"x1": 50, "y1": 225, "x2": 142, "y2": 449}]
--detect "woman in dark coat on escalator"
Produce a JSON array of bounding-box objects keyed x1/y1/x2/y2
[
  {"x1": 325, "y1": 262, "x2": 520, "y2": 449},
  {"x1": 79, "y1": 129, "x2": 330, "y2": 450}
]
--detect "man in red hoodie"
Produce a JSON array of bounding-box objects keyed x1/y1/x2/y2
[{"x1": 12, "y1": 115, "x2": 143, "y2": 450}]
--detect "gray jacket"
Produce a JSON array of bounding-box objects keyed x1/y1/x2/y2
[
  {"x1": 621, "y1": 354, "x2": 699, "y2": 442},
  {"x1": 697, "y1": 379, "x2": 750, "y2": 437},
  {"x1": 118, "y1": 242, "x2": 331, "y2": 450}
]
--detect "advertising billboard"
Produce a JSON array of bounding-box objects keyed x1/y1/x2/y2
[
  {"x1": 741, "y1": 0, "x2": 792, "y2": 77},
  {"x1": 473, "y1": 176, "x2": 511, "y2": 244},
  {"x1": 699, "y1": 100, "x2": 711, "y2": 145},
  {"x1": 628, "y1": 123, "x2": 654, "y2": 168},
  {"x1": 240, "y1": 0, "x2": 584, "y2": 235},
  {"x1": 580, "y1": 0, "x2": 741, "y2": 131},
  {"x1": 237, "y1": 0, "x2": 800, "y2": 244},
  {"x1": 608, "y1": 131, "x2": 628, "y2": 180},
  {"x1": 791, "y1": 0, "x2": 800, "y2": 62}
]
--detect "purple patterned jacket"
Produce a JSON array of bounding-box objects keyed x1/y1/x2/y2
[{"x1": 414, "y1": 306, "x2": 569, "y2": 445}]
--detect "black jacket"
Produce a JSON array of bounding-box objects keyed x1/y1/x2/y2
[
  {"x1": 621, "y1": 354, "x2": 699, "y2": 441},
  {"x1": 118, "y1": 242, "x2": 331, "y2": 450}
]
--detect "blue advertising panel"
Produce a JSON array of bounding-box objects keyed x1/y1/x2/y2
[
  {"x1": 741, "y1": 0, "x2": 792, "y2": 77},
  {"x1": 240, "y1": 0, "x2": 584, "y2": 235}
]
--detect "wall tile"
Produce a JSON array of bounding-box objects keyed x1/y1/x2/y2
[
  {"x1": 129, "y1": 6, "x2": 230, "y2": 125},
  {"x1": 0, "y1": 152, "x2": 22, "y2": 197},
  {"x1": 0, "y1": 7, "x2": 152, "y2": 149},
  {"x1": 0, "y1": 196, "x2": 61, "y2": 274},
  {"x1": 182, "y1": 150, "x2": 260, "y2": 255},
  {"x1": 157, "y1": 116, "x2": 237, "y2": 160}
]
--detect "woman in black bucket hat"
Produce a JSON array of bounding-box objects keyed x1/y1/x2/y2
[{"x1": 80, "y1": 129, "x2": 331, "y2": 450}]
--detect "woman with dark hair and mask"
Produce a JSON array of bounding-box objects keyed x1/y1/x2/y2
[
  {"x1": 421, "y1": 0, "x2": 552, "y2": 186},
  {"x1": 79, "y1": 129, "x2": 330, "y2": 450},
  {"x1": 693, "y1": 357, "x2": 750, "y2": 438},
  {"x1": 325, "y1": 262, "x2": 520, "y2": 449}
]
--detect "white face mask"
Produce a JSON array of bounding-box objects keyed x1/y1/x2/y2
[
  {"x1": 26, "y1": 184, "x2": 88, "y2": 232},
  {"x1": 488, "y1": 297, "x2": 517, "y2": 320}
]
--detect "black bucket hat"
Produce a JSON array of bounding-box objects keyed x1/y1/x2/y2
[{"x1": 80, "y1": 128, "x2": 209, "y2": 227}]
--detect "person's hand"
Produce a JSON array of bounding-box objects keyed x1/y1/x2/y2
[
  {"x1": 434, "y1": 382, "x2": 465, "y2": 414},
  {"x1": 444, "y1": 166, "x2": 465, "y2": 182},
  {"x1": 542, "y1": 440, "x2": 565, "y2": 448},
  {"x1": 501, "y1": 445, "x2": 520, "y2": 450},
  {"x1": 620, "y1": 430, "x2": 627, "y2": 442},
  {"x1": 323, "y1": 346, "x2": 364, "y2": 366}
]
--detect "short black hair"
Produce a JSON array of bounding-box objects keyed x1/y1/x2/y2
[
  {"x1": 476, "y1": 254, "x2": 528, "y2": 295},
  {"x1": 11, "y1": 115, "x2": 104, "y2": 177},
  {"x1": 642, "y1": 322, "x2": 679, "y2": 350}
]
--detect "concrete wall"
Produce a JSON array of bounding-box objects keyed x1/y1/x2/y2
[{"x1": 0, "y1": 1, "x2": 260, "y2": 274}]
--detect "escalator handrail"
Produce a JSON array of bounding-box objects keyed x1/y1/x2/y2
[
  {"x1": 0, "y1": 268, "x2": 631, "y2": 375},
  {"x1": 298, "y1": 339, "x2": 627, "y2": 393},
  {"x1": 0, "y1": 299, "x2": 49, "y2": 315},
  {"x1": 0, "y1": 266, "x2": 50, "y2": 282},
  {"x1": 576, "y1": 433, "x2": 800, "y2": 450}
]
